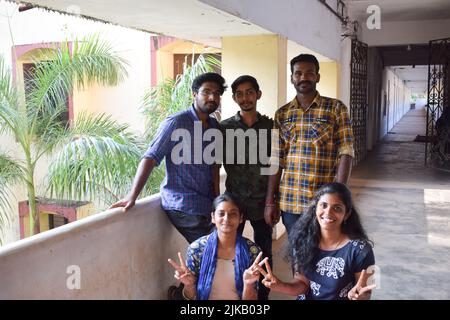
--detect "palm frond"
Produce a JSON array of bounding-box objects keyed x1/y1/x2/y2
[
  {"x1": 33, "y1": 102, "x2": 75, "y2": 162},
  {"x1": 46, "y1": 112, "x2": 144, "y2": 202},
  {"x1": 0, "y1": 152, "x2": 24, "y2": 245},
  {"x1": 0, "y1": 55, "x2": 23, "y2": 137},
  {"x1": 25, "y1": 34, "x2": 129, "y2": 137}
]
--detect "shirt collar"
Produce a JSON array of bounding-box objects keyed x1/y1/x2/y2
[
  {"x1": 291, "y1": 91, "x2": 321, "y2": 111},
  {"x1": 234, "y1": 111, "x2": 262, "y2": 125},
  {"x1": 189, "y1": 104, "x2": 200, "y2": 121},
  {"x1": 190, "y1": 104, "x2": 217, "y2": 127}
]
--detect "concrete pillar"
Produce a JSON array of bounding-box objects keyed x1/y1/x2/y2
[
  {"x1": 317, "y1": 61, "x2": 339, "y2": 99},
  {"x1": 221, "y1": 35, "x2": 287, "y2": 120},
  {"x1": 339, "y1": 37, "x2": 352, "y2": 107}
]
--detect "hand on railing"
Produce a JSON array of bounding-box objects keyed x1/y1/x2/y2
[{"x1": 109, "y1": 195, "x2": 136, "y2": 212}]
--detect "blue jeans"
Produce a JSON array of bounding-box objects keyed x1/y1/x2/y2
[
  {"x1": 165, "y1": 209, "x2": 213, "y2": 244},
  {"x1": 238, "y1": 218, "x2": 272, "y2": 300},
  {"x1": 281, "y1": 211, "x2": 301, "y2": 239}
]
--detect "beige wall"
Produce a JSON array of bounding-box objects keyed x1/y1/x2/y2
[
  {"x1": 73, "y1": 28, "x2": 151, "y2": 134},
  {"x1": 156, "y1": 40, "x2": 221, "y2": 83},
  {"x1": 221, "y1": 35, "x2": 287, "y2": 120},
  {"x1": 317, "y1": 62, "x2": 338, "y2": 99}
]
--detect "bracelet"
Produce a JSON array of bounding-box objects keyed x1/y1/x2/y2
[{"x1": 182, "y1": 287, "x2": 196, "y2": 300}]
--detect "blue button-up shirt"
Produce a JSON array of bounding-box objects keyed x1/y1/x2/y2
[{"x1": 143, "y1": 105, "x2": 219, "y2": 216}]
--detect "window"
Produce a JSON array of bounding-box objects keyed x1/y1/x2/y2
[
  {"x1": 173, "y1": 53, "x2": 221, "y2": 79},
  {"x1": 48, "y1": 214, "x2": 69, "y2": 229}
]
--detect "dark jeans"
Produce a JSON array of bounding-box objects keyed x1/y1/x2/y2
[
  {"x1": 165, "y1": 209, "x2": 213, "y2": 244},
  {"x1": 281, "y1": 211, "x2": 301, "y2": 240},
  {"x1": 238, "y1": 218, "x2": 273, "y2": 300}
]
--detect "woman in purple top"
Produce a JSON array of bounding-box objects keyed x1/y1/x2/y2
[{"x1": 258, "y1": 182, "x2": 376, "y2": 300}]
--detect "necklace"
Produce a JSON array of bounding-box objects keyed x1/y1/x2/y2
[
  {"x1": 333, "y1": 236, "x2": 344, "y2": 250},
  {"x1": 321, "y1": 235, "x2": 345, "y2": 250}
]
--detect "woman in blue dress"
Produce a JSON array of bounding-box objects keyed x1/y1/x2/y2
[
  {"x1": 259, "y1": 182, "x2": 376, "y2": 300},
  {"x1": 168, "y1": 193, "x2": 265, "y2": 300}
]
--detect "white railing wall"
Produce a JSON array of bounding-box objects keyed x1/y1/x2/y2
[{"x1": 0, "y1": 195, "x2": 187, "y2": 299}]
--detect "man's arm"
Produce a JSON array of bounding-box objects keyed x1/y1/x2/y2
[
  {"x1": 264, "y1": 169, "x2": 282, "y2": 226},
  {"x1": 335, "y1": 154, "x2": 353, "y2": 184},
  {"x1": 109, "y1": 157, "x2": 157, "y2": 210}
]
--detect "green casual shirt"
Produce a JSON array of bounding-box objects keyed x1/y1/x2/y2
[{"x1": 219, "y1": 112, "x2": 273, "y2": 221}]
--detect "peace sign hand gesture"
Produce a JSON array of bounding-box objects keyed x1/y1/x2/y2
[
  {"x1": 348, "y1": 269, "x2": 377, "y2": 300},
  {"x1": 168, "y1": 252, "x2": 196, "y2": 287},
  {"x1": 256, "y1": 257, "x2": 279, "y2": 289},
  {"x1": 243, "y1": 252, "x2": 268, "y2": 285}
]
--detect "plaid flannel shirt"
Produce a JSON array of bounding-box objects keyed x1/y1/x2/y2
[{"x1": 272, "y1": 92, "x2": 354, "y2": 214}]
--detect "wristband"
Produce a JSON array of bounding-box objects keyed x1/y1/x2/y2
[{"x1": 182, "y1": 287, "x2": 196, "y2": 300}]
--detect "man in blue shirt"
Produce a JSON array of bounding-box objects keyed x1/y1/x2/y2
[{"x1": 110, "y1": 73, "x2": 226, "y2": 244}]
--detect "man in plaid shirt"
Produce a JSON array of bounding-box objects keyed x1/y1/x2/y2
[{"x1": 264, "y1": 54, "x2": 355, "y2": 236}]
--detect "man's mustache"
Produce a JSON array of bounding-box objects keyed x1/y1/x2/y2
[{"x1": 298, "y1": 81, "x2": 313, "y2": 86}]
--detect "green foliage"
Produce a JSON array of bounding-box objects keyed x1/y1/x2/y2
[{"x1": 0, "y1": 153, "x2": 24, "y2": 243}]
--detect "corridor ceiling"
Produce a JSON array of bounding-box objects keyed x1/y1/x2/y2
[
  {"x1": 14, "y1": 0, "x2": 273, "y2": 48},
  {"x1": 376, "y1": 44, "x2": 429, "y2": 95},
  {"x1": 391, "y1": 65, "x2": 428, "y2": 95},
  {"x1": 344, "y1": 0, "x2": 450, "y2": 21}
]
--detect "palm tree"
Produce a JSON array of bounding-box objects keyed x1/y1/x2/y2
[
  {"x1": 140, "y1": 54, "x2": 221, "y2": 193},
  {"x1": 0, "y1": 35, "x2": 142, "y2": 241}
]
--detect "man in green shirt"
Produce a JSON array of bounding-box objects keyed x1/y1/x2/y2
[{"x1": 220, "y1": 75, "x2": 273, "y2": 300}]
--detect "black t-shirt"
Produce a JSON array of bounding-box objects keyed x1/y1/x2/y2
[{"x1": 298, "y1": 240, "x2": 375, "y2": 300}]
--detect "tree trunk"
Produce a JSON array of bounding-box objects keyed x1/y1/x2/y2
[
  {"x1": 26, "y1": 161, "x2": 40, "y2": 236},
  {"x1": 28, "y1": 188, "x2": 40, "y2": 235}
]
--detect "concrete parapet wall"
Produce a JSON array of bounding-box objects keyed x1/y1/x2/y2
[{"x1": 0, "y1": 195, "x2": 187, "y2": 299}]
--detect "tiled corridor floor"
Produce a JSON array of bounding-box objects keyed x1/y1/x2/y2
[{"x1": 270, "y1": 106, "x2": 450, "y2": 299}]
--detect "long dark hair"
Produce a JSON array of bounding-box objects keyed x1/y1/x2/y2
[
  {"x1": 211, "y1": 193, "x2": 243, "y2": 216},
  {"x1": 288, "y1": 182, "x2": 372, "y2": 273}
]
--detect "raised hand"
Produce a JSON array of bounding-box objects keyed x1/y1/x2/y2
[
  {"x1": 243, "y1": 252, "x2": 268, "y2": 285},
  {"x1": 348, "y1": 269, "x2": 376, "y2": 300},
  {"x1": 167, "y1": 252, "x2": 196, "y2": 287},
  {"x1": 257, "y1": 257, "x2": 279, "y2": 289}
]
